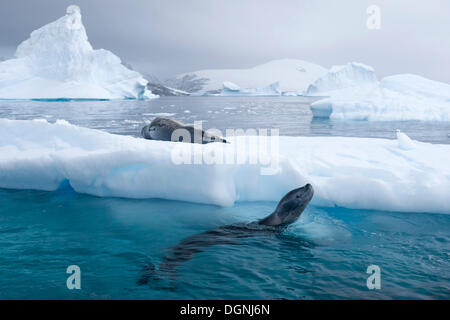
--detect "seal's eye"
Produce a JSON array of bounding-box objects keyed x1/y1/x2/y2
[{"x1": 211, "y1": 136, "x2": 216, "y2": 141}]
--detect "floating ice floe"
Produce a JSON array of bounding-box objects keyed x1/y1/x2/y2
[
  {"x1": 217, "y1": 81, "x2": 281, "y2": 96},
  {"x1": 0, "y1": 5, "x2": 156, "y2": 100},
  {"x1": 1, "y1": 119, "x2": 449, "y2": 214},
  {"x1": 307, "y1": 63, "x2": 450, "y2": 121},
  {"x1": 282, "y1": 91, "x2": 303, "y2": 97}
]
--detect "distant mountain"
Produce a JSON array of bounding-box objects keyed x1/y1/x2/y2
[
  {"x1": 146, "y1": 82, "x2": 189, "y2": 96},
  {"x1": 165, "y1": 74, "x2": 210, "y2": 94},
  {"x1": 145, "y1": 74, "x2": 189, "y2": 96},
  {"x1": 165, "y1": 59, "x2": 327, "y2": 95}
]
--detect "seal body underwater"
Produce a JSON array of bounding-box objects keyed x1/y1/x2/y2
[
  {"x1": 138, "y1": 184, "x2": 314, "y2": 285},
  {"x1": 141, "y1": 117, "x2": 227, "y2": 144}
]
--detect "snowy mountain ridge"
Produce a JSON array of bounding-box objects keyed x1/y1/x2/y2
[{"x1": 166, "y1": 59, "x2": 327, "y2": 95}]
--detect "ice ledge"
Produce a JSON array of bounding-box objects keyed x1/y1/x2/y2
[{"x1": 1, "y1": 119, "x2": 449, "y2": 214}]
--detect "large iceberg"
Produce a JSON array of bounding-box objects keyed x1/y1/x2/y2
[
  {"x1": 0, "y1": 5, "x2": 156, "y2": 100},
  {"x1": 217, "y1": 81, "x2": 281, "y2": 96},
  {"x1": 306, "y1": 62, "x2": 378, "y2": 96},
  {"x1": 307, "y1": 63, "x2": 450, "y2": 121},
  {"x1": 1, "y1": 118, "x2": 449, "y2": 214}
]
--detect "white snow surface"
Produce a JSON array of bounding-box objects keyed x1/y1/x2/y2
[
  {"x1": 308, "y1": 63, "x2": 450, "y2": 121},
  {"x1": 173, "y1": 59, "x2": 327, "y2": 94},
  {"x1": 0, "y1": 6, "x2": 156, "y2": 100},
  {"x1": 1, "y1": 119, "x2": 450, "y2": 214}
]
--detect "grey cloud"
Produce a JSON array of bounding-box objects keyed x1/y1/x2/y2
[{"x1": 0, "y1": 0, "x2": 449, "y2": 82}]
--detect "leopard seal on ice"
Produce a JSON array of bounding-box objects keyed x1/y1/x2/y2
[{"x1": 141, "y1": 117, "x2": 227, "y2": 144}]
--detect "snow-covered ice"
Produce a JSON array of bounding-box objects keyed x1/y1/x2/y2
[
  {"x1": 306, "y1": 62, "x2": 378, "y2": 96},
  {"x1": 1, "y1": 119, "x2": 449, "y2": 214},
  {"x1": 308, "y1": 63, "x2": 450, "y2": 121},
  {"x1": 282, "y1": 91, "x2": 303, "y2": 96},
  {"x1": 0, "y1": 5, "x2": 156, "y2": 100},
  {"x1": 222, "y1": 81, "x2": 241, "y2": 92}
]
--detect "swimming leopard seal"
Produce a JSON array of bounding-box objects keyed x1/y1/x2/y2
[{"x1": 138, "y1": 184, "x2": 314, "y2": 284}]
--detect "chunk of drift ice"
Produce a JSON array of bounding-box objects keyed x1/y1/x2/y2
[
  {"x1": 0, "y1": 6, "x2": 157, "y2": 100},
  {"x1": 309, "y1": 98, "x2": 333, "y2": 118},
  {"x1": 222, "y1": 81, "x2": 241, "y2": 91},
  {"x1": 282, "y1": 91, "x2": 302, "y2": 96},
  {"x1": 217, "y1": 81, "x2": 281, "y2": 96},
  {"x1": 1, "y1": 119, "x2": 450, "y2": 214},
  {"x1": 396, "y1": 130, "x2": 415, "y2": 150},
  {"x1": 308, "y1": 63, "x2": 450, "y2": 121}
]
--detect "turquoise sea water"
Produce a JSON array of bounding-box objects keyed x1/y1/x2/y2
[{"x1": 0, "y1": 97, "x2": 449, "y2": 299}]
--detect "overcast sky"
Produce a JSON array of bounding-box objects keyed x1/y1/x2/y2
[{"x1": 0, "y1": 0, "x2": 449, "y2": 82}]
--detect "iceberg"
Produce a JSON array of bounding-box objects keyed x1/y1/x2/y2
[
  {"x1": 306, "y1": 62, "x2": 378, "y2": 96},
  {"x1": 308, "y1": 63, "x2": 450, "y2": 121},
  {"x1": 282, "y1": 91, "x2": 303, "y2": 97},
  {"x1": 1, "y1": 118, "x2": 450, "y2": 214},
  {"x1": 217, "y1": 81, "x2": 281, "y2": 96},
  {"x1": 222, "y1": 81, "x2": 241, "y2": 92},
  {"x1": 0, "y1": 5, "x2": 156, "y2": 100}
]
